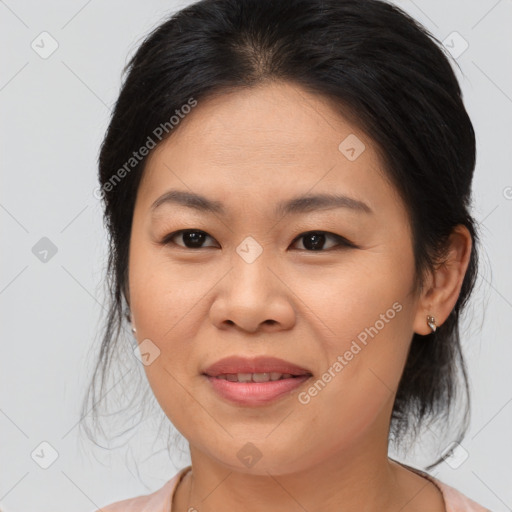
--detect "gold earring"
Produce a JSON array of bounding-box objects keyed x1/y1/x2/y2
[{"x1": 426, "y1": 315, "x2": 437, "y2": 333}]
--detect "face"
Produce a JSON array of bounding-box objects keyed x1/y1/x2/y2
[{"x1": 128, "y1": 81, "x2": 422, "y2": 475}]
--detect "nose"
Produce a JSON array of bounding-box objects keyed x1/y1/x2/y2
[{"x1": 209, "y1": 255, "x2": 296, "y2": 334}]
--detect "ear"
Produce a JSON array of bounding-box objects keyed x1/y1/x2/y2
[{"x1": 413, "y1": 225, "x2": 473, "y2": 335}]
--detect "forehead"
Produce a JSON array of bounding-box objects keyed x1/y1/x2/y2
[{"x1": 137, "y1": 81, "x2": 400, "y2": 216}]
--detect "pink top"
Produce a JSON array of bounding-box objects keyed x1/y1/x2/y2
[{"x1": 95, "y1": 464, "x2": 491, "y2": 512}]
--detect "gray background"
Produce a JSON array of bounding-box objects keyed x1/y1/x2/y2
[{"x1": 1, "y1": 0, "x2": 511, "y2": 511}]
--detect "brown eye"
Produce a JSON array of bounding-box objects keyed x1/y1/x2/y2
[
  {"x1": 162, "y1": 230, "x2": 219, "y2": 249},
  {"x1": 291, "y1": 231, "x2": 355, "y2": 251}
]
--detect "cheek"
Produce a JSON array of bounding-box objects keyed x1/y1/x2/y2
[
  {"x1": 295, "y1": 249, "x2": 416, "y2": 408},
  {"x1": 129, "y1": 242, "x2": 212, "y2": 335},
  {"x1": 298, "y1": 249, "x2": 414, "y2": 344},
  {"x1": 127, "y1": 245, "x2": 211, "y2": 434}
]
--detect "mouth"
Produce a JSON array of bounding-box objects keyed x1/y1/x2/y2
[
  {"x1": 209, "y1": 372, "x2": 308, "y2": 382},
  {"x1": 203, "y1": 355, "x2": 312, "y2": 377},
  {"x1": 202, "y1": 356, "x2": 313, "y2": 406}
]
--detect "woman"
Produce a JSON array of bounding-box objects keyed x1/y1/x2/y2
[{"x1": 86, "y1": 0, "x2": 490, "y2": 510}]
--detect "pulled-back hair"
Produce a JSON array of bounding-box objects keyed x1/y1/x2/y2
[{"x1": 82, "y1": 0, "x2": 478, "y2": 470}]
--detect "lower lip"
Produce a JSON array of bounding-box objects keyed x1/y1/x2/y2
[{"x1": 204, "y1": 375, "x2": 311, "y2": 406}]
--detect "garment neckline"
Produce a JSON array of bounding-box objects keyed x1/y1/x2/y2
[
  {"x1": 169, "y1": 462, "x2": 447, "y2": 512},
  {"x1": 170, "y1": 465, "x2": 192, "y2": 511}
]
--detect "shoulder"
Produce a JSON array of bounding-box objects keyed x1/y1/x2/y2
[
  {"x1": 392, "y1": 459, "x2": 491, "y2": 512},
  {"x1": 93, "y1": 466, "x2": 191, "y2": 512},
  {"x1": 432, "y1": 477, "x2": 492, "y2": 512}
]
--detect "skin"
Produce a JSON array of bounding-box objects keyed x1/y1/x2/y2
[{"x1": 127, "y1": 81, "x2": 472, "y2": 512}]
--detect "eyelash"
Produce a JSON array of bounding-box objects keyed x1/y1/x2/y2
[{"x1": 160, "y1": 229, "x2": 358, "y2": 251}]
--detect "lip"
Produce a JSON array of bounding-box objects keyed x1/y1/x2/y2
[
  {"x1": 202, "y1": 356, "x2": 313, "y2": 406},
  {"x1": 202, "y1": 356, "x2": 312, "y2": 377},
  {"x1": 204, "y1": 374, "x2": 311, "y2": 406}
]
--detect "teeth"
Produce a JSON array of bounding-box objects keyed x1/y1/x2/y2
[
  {"x1": 214, "y1": 372, "x2": 296, "y2": 382},
  {"x1": 251, "y1": 372, "x2": 270, "y2": 382}
]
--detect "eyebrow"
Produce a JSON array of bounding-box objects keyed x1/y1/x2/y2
[{"x1": 150, "y1": 189, "x2": 373, "y2": 217}]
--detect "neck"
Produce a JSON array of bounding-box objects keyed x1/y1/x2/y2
[{"x1": 173, "y1": 443, "x2": 411, "y2": 512}]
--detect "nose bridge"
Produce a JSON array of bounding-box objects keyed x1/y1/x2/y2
[{"x1": 230, "y1": 237, "x2": 274, "y2": 304}]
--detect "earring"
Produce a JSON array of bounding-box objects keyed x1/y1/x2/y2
[
  {"x1": 426, "y1": 315, "x2": 437, "y2": 333},
  {"x1": 125, "y1": 308, "x2": 136, "y2": 334}
]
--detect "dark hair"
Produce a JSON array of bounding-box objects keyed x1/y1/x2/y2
[{"x1": 81, "y1": 0, "x2": 478, "y2": 470}]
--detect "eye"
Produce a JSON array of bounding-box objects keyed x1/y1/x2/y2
[
  {"x1": 161, "y1": 229, "x2": 356, "y2": 251},
  {"x1": 161, "y1": 229, "x2": 219, "y2": 249},
  {"x1": 290, "y1": 231, "x2": 355, "y2": 251}
]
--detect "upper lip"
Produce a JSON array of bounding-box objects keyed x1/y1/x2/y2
[{"x1": 203, "y1": 356, "x2": 312, "y2": 377}]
